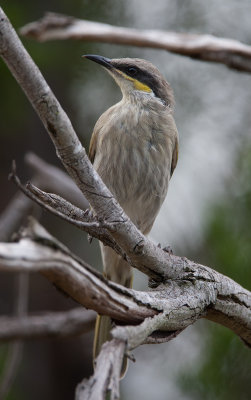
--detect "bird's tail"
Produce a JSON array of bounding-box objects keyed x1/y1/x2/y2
[{"x1": 93, "y1": 245, "x2": 132, "y2": 377}]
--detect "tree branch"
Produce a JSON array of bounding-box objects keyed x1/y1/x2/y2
[
  {"x1": 24, "y1": 152, "x2": 88, "y2": 210},
  {"x1": 0, "y1": 218, "x2": 158, "y2": 323},
  {"x1": 0, "y1": 308, "x2": 95, "y2": 341},
  {"x1": 8, "y1": 165, "x2": 124, "y2": 255},
  {"x1": 0, "y1": 219, "x2": 250, "y2": 346},
  {"x1": 0, "y1": 152, "x2": 88, "y2": 242},
  {"x1": 76, "y1": 339, "x2": 125, "y2": 400},
  {"x1": 20, "y1": 12, "x2": 251, "y2": 73}
]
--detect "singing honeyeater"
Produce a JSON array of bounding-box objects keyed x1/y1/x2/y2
[{"x1": 83, "y1": 55, "x2": 178, "y2": 375}]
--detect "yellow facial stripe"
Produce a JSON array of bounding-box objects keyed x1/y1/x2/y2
[
  {"x1": 117, "y1": 70, "x2": 152, "y2": 93},
  {"x1": 133, "y1": 79, "x2": 152, "y2": 92}
]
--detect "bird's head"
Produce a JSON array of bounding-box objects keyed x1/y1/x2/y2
[{"x1": 83, "y1": 54, "x2": 174, "y2": 108}]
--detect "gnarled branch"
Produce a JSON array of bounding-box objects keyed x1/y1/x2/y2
[{"x1": 0, "y1": 219, "x2": 250, "y2": 346}]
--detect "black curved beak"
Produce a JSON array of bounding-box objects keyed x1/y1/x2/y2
[{"x1": 82, "y1": 54, "x2": 113, "y2": 70}]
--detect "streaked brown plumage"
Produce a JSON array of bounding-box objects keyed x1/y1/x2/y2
[{"x1": 84, "y1": 55, "x2": 178, "y2": 375}]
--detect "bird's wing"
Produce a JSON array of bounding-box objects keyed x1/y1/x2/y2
[
  {"x1": 88, "y1": 106, "x2": 116, "y2": 163},
  {"x1": 170, "y1": 137, "x2": 179, "y2": 177}
]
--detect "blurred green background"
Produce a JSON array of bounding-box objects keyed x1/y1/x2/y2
[{"x1": 0, "y1": 1, "x2": 250, "y2": 399}]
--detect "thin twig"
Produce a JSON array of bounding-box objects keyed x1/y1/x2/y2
[
  {"x1": 25, "y1": 152, "x2": 89, "y2": 210},
  {"x1": 0, "y1": 152, "x2": 89, "y2": 242},
  {"x1": 9, "y1": 162, "x2": 124, "y2": 255},
  {"x1": 8, "y1": 162, "x2": 98, "y2": 230}
]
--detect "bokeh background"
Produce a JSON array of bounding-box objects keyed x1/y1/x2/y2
[{"x1": 0, "y1": 1, "x2": 251, "y2": 399}]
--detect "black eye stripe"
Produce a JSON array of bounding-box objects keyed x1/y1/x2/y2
[
  {"x1": 127, "y1": 67, "x2": 138, "y2": 76},
  {"x1": 117, "y1": 64, "x2": 161, "y2": 99}
]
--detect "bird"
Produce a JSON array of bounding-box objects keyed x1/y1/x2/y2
[{"x1": 83, "y1": 54, "x2": 179, "y2": 376}]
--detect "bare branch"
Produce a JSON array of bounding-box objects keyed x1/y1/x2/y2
[
  {"x1": 0, "y1": 219, "x2": 250, "y2": 346},
  {"x1": 20, "y1": 12, "x2": 251, "y2": 73},
  {"x1": 76, "y1": 339, "x2": 125, "y2": 400},
  {"x1": 0, "y1": 218, "x2": 157, "y2": 323},
  {"x1": 9, "y1": 165, "x2": 124, "y2": 255},
  {"x1": 8, "y1": 164, "x2": 98, "y2": 230},
  {"x1": 0, "y1": 152, "x2": 88, "y2": 242},
  {"x1": 112, "y1": 312, "x2": 178, "y2": 350},
  {"x1": 78, "y1": 317, "x2": 183, "y2": 398},
  {"x1": 25, "y1": 152, "x2": 88, "y2": 210},
  {"x1": 0, "y1": 308, "x2": 95, "y2": 342}
]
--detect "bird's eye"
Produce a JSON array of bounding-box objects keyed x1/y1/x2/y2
[{"x1": 127, "y1": 67, "x2": 137, "y2": 76}]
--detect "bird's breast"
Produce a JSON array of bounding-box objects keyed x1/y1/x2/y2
[{"x1": 93, "y1": 99, "x2": 177, "y2": 233}]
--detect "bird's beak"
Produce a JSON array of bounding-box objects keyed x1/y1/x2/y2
[{"x1": 82, "y1": 54, "x2": 113, "y2": 70}]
